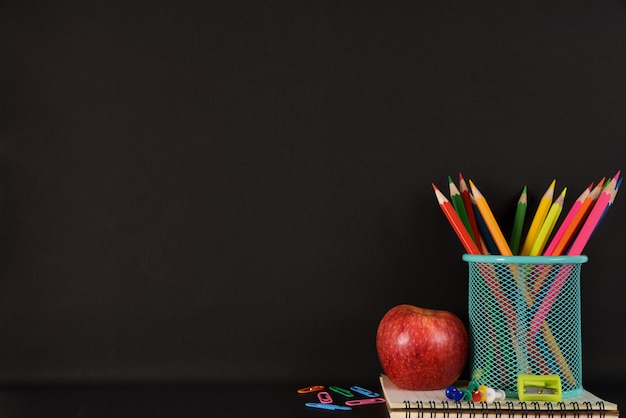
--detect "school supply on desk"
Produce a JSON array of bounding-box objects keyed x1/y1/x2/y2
[
  {"x1": 548, "y1": 180, "x2": 603, "y2": 256},
  {"x1": 469, "y1": 180, "x2": 513, "y2": 255},
  {"x1": 432, "y1": 172, "x2": 622, "y2": 256},
  {"x1": 528, "y1": 187, "x2": 566, "y2": 256},
  {"x1": 567, "y1": 177, "x2": 617, "y2": 255},
  {"x1": 543, "y1": 185, "x2": 591, "y2": 256},
  {"x1": 432, "y1": 184, "x2": 480, "y2": 254},
  {"x1": 448, "y1": 176, "x2": 474, "y2": 242},
  {"x1": 297, "y1": 385, "x2": 324, "y2": 394},
  {"x1": 509, "y1": 185, "x2": 527, "y2": 255},
  {"x1": 459, "y1": 173, "x2": 483, "y2": 254},
  {"x1": 305, "y1": 402, "x2": 352, "y2": 411},
  {"x1": 299, "y1": 383, "x2": 386, "y2": 411},
  {"x1": 471, "y1": 195, "x2": 498, "y2": 254},
  {"x1": 517, "y1": 374, "x2": 562, "y2": 402},
  {"x1": 379, "y1": 374, "x2": 619, "y2": 418},
  {"x1": 521, "y1": 180, "x2": 556, "y2": 256}
]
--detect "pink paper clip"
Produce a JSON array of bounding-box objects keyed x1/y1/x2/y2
[
  {"x1": 345, "y1": 397, "x2": 386, "y2": 406},
  {"x1": 317, "y1": 391, "x2": 333, "y2": 404}
]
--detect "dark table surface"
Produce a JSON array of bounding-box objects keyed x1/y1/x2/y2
[
  {"x1": 0, "y1": 381, "x2": 390, "y2": 418},
  {"x1": 0, "y1": 380, "x2": 620, "y2": 418}
]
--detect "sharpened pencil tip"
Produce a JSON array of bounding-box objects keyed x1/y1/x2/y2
[{"x1": 613, "y1": 170, "x2": 621, "y2": 181}]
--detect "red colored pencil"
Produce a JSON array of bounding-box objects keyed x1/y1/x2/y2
[
  {"x1": 433, "y1": 183, "x2": 481, "y2": 254},
  {"x1": 458, "y1": 173, "x2": 483, "y2": 253}
]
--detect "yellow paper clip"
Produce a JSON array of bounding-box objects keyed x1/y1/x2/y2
[{"x1": 517, "y1": 374, "x2": 562, "y2": 402}]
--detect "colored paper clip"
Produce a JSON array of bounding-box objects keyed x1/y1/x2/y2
[
  {"x1": 350, "y1": 385, "x2": 380, "y2": 398},
  {"x1": 345, "y1": 397, "x2": 386, "y2": 406},
  {"x1": 297, "y1": 385, "x2": 324, "y2": 394},
  {"x1": 328, "y1": 386, "x2": 354, "y2": 397},
  {"x1": 317, "y1": 391, "x2": 333, "y2": 404},
  {"x1": 305, "y1": 402, "x2": 352, "y2": 411},
  {"x1": 517, "y1": 374, "x2": 562, "y2": 402}
]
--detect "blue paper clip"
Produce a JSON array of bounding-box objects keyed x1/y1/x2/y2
[
  {"x1": 350, "y1": 385, "x2": 380, "y2": 398},
  {"x1": 305, "y1": 402, "x2": 352, "y2": 411}
]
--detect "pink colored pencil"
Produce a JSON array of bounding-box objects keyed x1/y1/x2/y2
[
  {"x1": 543, "y1": 184, "x2": 591, "y2": 256},
  {"x1": 567, "y1": 177, "x2": 617, "y2": 256},
  {"x1": 530, "y1": 176, "x2": 618, "y2": 338},
  {"x1": 549, "y1": 179, "x2": 604, "y2": 256}
]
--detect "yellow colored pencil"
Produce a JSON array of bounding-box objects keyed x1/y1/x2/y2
[
  {"x1": 521, "y1": 179, "x2": 556, "y2": 256},
  {"x1": 469, "y1": 180, "x2": 513, "y2": 256},
  {"x1": 529, "y1": 187, "x2": 566, "y2": 256}
]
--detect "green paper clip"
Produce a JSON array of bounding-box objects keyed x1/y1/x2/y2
[
  {"x1": 328, "y1": 386, "x2": 354, "y2": 397},
  {"x1": 517, "y1": 374, "x2": 562, "y2": 402}
]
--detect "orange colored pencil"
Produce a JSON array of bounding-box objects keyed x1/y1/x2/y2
[
  {"x1": 550, "y1": 178, "x2": 604, "y2": 256},
  {"x1": 433, "y1": 183, "x2": 480, "y2": 254},
  {"x1": 469, "y1": 180, "x2": 513, "y2": 256}
]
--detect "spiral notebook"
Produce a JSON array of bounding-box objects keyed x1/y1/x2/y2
[{"x1": 380, "y1": 375, "x2": 619, "y2": 418}]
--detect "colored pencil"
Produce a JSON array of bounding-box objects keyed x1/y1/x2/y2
[
  {"x1": 543, "y1": 322, "x2": 577, "y2": 386},
  {"x1": 432, "y1": 184, "x2": 481, "y2": 255},
  {"x1": 543, "y1": 184, "x2": 591, "y2": 256},
  {"x1": 469, "y1": 180, "x2": 513, "y2": 256},
  {"x1": 549, "y1": 179, "x2": 604, "y2": 256},
  {"x1": 567, "y1": 177, "x2": 617, "y2": 255},
  {"x1": 529, "y1": 188, "x2": 566, "y2": 256},
  {"x1": 471, "y1": 196, "x2": 498, "y2": 255},
  {"x1": 531, "y1": 175, "x2": 620, "y2": 339},
  {"x1": 612, "y1": 169, "x2": 621, "y2": 183},
  {"x1": 509, "y1": 186, "x2": 527, "y2": 255},
  {"x1": 448, "y1": 176, "x2": 474, "y2": 242},
  {"x1": 459, "y1": 173, "x2": 482, "y2": 253},
  {"x1": 596, "y1": 172, "x2": 622, "y2": 230},
  {"x1": 521, "y1": 180, "x2": 556, "y2": 255}
]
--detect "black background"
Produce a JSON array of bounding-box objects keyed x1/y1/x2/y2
[{"x1": 1, "y1": 0, "x2": 625, "y2": 411}]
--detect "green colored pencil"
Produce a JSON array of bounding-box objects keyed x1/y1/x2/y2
[
  {"x1": 510, "y1": 185, "x2": 527, "y2": 255},
  {"x1": 448, "y1": 176, "x2": 475, "y2": 241}
]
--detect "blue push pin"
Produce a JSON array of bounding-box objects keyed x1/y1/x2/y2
[{"x1": 445, "y1": 386, "x2": 464, "y2": 402}]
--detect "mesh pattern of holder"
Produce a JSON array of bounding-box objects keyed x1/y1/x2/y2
[{"x1": 463, "y1": 254, "x2": 588, "y2": 398}]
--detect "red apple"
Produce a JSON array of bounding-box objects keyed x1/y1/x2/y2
[{"x1": 376, "y1": 304, "x2": 469, "y2": 390}]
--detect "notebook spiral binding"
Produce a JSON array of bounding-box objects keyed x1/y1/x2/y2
[{"x1": 399, "y1": 400, "x2": 610, "y2": 418}]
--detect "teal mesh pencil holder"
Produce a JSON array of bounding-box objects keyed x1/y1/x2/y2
[{"x1": 463, "y1": 254, "x2": 588, "y2": 399}]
